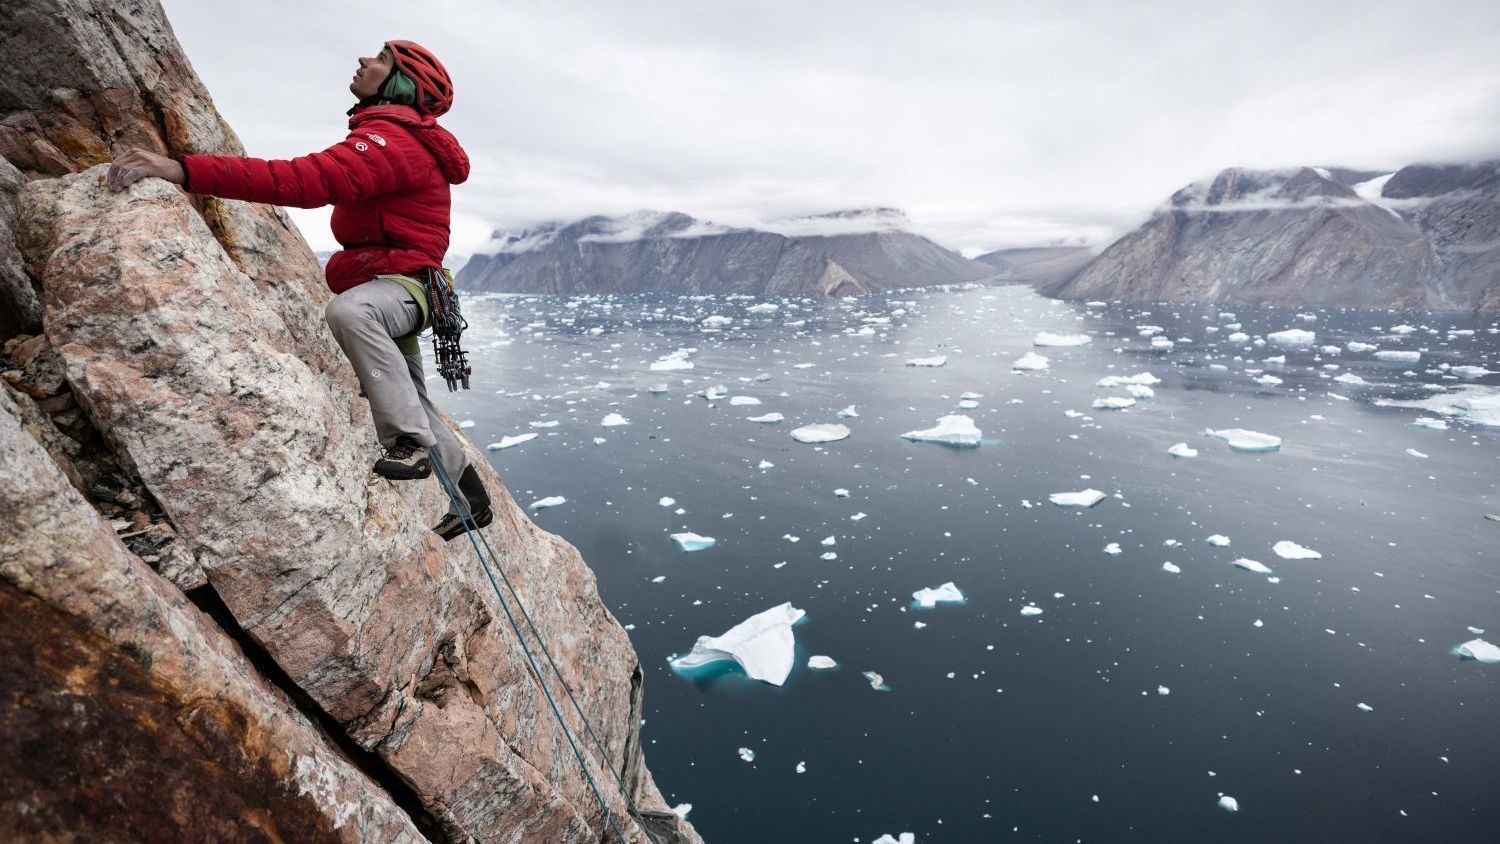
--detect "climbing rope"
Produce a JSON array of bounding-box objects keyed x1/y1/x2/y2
[{"x1": 429, "y1": 452, "x2": 663, "y2": 844}]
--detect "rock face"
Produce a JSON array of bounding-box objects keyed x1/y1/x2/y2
[
  {"x1": 973, "y1": 246, "x2": 1095, "y2": 295},
  {"x1": 1052, "y1": 164, "x2": 1500, "y2": 310},
  {"x1": 0, "y1": 1, "x2": 701, "y2": 842},
  {"x1": 459, "y1": 208, "x2": 994, "y2": 295}
]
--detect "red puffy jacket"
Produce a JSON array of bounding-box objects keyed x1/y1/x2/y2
[{"x1": 181, "y1": 104, "x2": 470, "y2": 293}]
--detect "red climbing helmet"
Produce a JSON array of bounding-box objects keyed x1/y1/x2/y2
[{"x1": 385, "y1": 40, "x2": 454, "y2": 117}]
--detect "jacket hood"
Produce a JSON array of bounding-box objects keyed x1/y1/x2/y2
[{"x1": 350, "y1": 104, "x2": 470, "y2": 185}]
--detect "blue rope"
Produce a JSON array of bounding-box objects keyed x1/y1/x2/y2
[{"x1": 429, "y1": 452, "x2": 657, "y2": 844}]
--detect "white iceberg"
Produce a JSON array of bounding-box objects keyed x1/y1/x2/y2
[
  {"x1": 1231, "y1": 558, "x2": 1273, "y2": 575},
  {"x1": 1267, "y1": 329, "x2": 1315, "y2": 347},
  {"x1": 1451, "y1": 365, "x2": 1494, "y2": 379},
  {"x1": 746, "y1": 302, "x2": 779, "y2": 313},
  {"x1": 1207, "y1": 534, "x2": 1230, "y2": 547},
  {"x1": 1012, "y1": 352, "x2": 1050, "y2": 371},
  {"x1": 808, "y1": 655, "x2": 838, "y2": 670},
  {"x1": 729, "y1": 396, "x2": 762, "y2": 406},
  {"x1": 1092, "y1": 396, "x2": 1135, "y2": 410},
  {"x1": 670, "y1": 532, "x2": 717, "y2": 551},
  {"x1": 906, "y1": 355, "x2": 948, "y2": 367},
  {"x1": 669, "y1": 602, "x2": 805, "y2": 685},
  {"x1": 1346, "y1": 341, "x2": 1377, "y2": 353},
  {"x1": 912, "y1": 582, "x2": 965, "y2": 608},
  {"x1": 601, "y1": 413, "x2": 629, "y2": 427},
  {"x1": 1104, "y1": 543, "x2": 1122, "y2": 555},
  {"x1": 1272, "y1": 540, "x2": 1321, "y2": 560},
  {"x1": 1049, "y1": 489, "x2": 1105, "y2": 508},
  {"x1": 486, "y1": 433, "x2": 539, "y2": 450},
  {"x1": 1034, "y1": 332, "x2": 1091, "y2": 347},
  {"x1": 1161, "y1": 561, "x2": 1181, "y2": 574},
  {"x1": 1168, "y1": 443, "x2": 1198, "y2": 458},
  {"x1": 1097, "y1": 372, "x2": 1162, "y2": 388},
  {"x1": 747, "y1": 412, "x2": 785, "y2": 423},
  {"x1": 1455, "y1": 638, "x2": 1500, "y2": 663},
  {"x1": 528, "y1": 495, "x2": 566, "y2": 510},
  {"x1": 738, "y1": 747, "x2": 756, "y2": 762},
  {"x1": 1218, "y1": 795, "x2": 1239, "y2": 813},
  {"x1": 1020, "y1": 604, "x2": 1044, "y2": 617},
  {"x1": 873, "y1": 835, "x2": 915, "y2": 844},
  {"x1": 1375, "y1": 350, "x2": 1420, "y2": 363},
  {"x1": 862, "y1": 670, "x2": 890, "y2": 691},
  {"x1": 1413, "y1": 417, "x2": 1448, "y2": 430},
  {"x1": 1376, "y1": 386, "x2": 1500, "y2": 427},
  {"x1": 1206, "y1": 428, "x2": 1282, "y2": 452},
  {"x1": 901, "y1": 415, "x2": 981, "y2": 446},
  {"x1": 791, "y1": 423, "x2": 851, "y2": 443}
]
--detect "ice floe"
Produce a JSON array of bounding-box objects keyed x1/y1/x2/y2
[
  {"x1": 1267, "y1": 329, "x2": 1315, "y2": 347},
  {"x1": 1049, "y1": 489, "x2": 1105, "y2": 508},
  {"x1": 601, "y1": 413, "x2": 629, "y2": 427},
  {"x1": 670, "y1": 602, "x2": 805, "y2": 685},
  {"x1": 670, "y1": 532, "x2": 717, "y2": 551},
  {"x1": 1231, "y1": 558, "x2": 1273, "y2": 575},
  {"x1": 1218, "y1": 795, "x2": 1239, "y2": 813},
  {"x1": 1012, "y1": 352, "x2": 1050, "y2": 371},
  {"x1": 1455, "y1": 638, "x2": 1500, "y2": 663},
  {"x1": 529, "y1": 495, "x2": 566, "y2": 510},
  {"x1": 808, "y1": 655, "x2": 838, "y2": 670},
  {"x1": 747, "y1": 412, "x2": 785, "y2": 423},
  {"x1": 1161, "y1": 561, "x2": 1181, "y2": 574},
  {"x1": 1376, "y1": 386, "x2": 1500, "y2": 427},
  {"x1": 906, "y1": 355, "x2": 948, "y2": 367},
  {"x1": 1207, "y1": 534, "x2": 1231, "y2": 547},
  {"x1": 873, "y1": 835, "x2": 915, "y2": 844},
  {"x1": 1272, "y1": 541, "x2": 1321, "y2": 560},
  {"x1": 1205, "y1": 428, "x2": 1282, "y2": 452},
  {"x1": 486, "y1": 433, "x2": 539, "y2": 450},
  {"x1": 1168, "y1": 443, "x2": 1198, "y2": 458},
  {"x1": 738, "y1": 747, "x2": 756, "y2": 762},
  {"x1": 1096, "y1": 372, "x2": 1161, "y2": 388},
  {"x1": 1104, "y1": 543, "x2": 1122, "y2": 555},
  {"x1": 1375, "y1": 350, "x2": 1420, "y2": 363},
  {"x1": 912, "y1": 582, "x2": 965, "y2": 608},
  {"x1": 1034, "y1": 332, "x2": 1091, "y2": 347},
  {"x1": 901, "y1": 415, "x2": 981, "y2": 446},
  {"x1": 863, "y1": 670, "x2": 890, "y2": 691},
  {"x1": 1020, "y1": 604, "x2": 1044, "y2": 617},
  {"x1": 1092, "y1": 396, "x2": 1135, "y2": 410},
  {"x1": 791, "y1": 423, "x2": 851, "y2": 443}
]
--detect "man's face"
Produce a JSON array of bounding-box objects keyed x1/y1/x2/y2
[{"x1": 351, "y1": 47, "x2": 394, "y2": 99}]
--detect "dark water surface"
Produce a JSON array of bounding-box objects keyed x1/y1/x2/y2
[{"x1": 433, "y1": 284, "x2": 1499, "y2": 843}]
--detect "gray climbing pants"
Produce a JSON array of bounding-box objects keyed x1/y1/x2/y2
[{"x1": 324, "y1": 277, "x2": 468, "y2": 485}]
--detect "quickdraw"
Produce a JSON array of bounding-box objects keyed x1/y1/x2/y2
[{"x1": 422, "y1": 266, "x2": 471, "y2": 391}]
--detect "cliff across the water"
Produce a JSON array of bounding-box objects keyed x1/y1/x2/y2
[
  {"x1": 0, "y1": 1, "x2": 700, "y2": 842},
  {"x1": 458, "y1": 208, "x2": 996, "y2": 295},
  {"x1": 1049, "y1": 164, "x2": 1500, "y2": 310}
]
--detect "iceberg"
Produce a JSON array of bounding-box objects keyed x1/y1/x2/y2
[
  {"x1": 791, "y1": 423, "x2": 851, "y2": 443},
  {"x1": 601, "y1": 413, "x2": 629, "y2": 427},
  {"x1": 1333, "y1": 373, "x2": 1367, "y2": 385},
  {"x1": 746, "y1": 302, "x2": 779, "y2": 313},
  {"x1": 1034, "y1": 332, "x2": 1091, "y2": 347},
  {"x1": 901, "y1": 415, "x2": 981, "y2": 446},
  {"x1": 1012, "y1": 352, "x2": 1050, "y2": 371},
  {"x1": 1267, "y1": 329, "x2": 1315, "y2": 347},
  {"x1": 1161, "y1": 561, "x2": 1181, "y2": 574},
  {"x1": 1231, "y1": 558, "x2": 1273, "y2": 575},
  {"x1": 1020, "y1": 604, "x2": 1044, "y2": 617},
  {"x1": 1049, "y1": 489, "x2": 1105, "y2": 508},
  {"x1": 1092, "y1": 396, "x2": 1135, "y2": 410},
  {"x1": 1167, "y1": 443, "x2": 1198, "y2": 458},
  {"x1": 528, "y1": 495, "x2": 566, "y2": 510},
  {"x1": 1451, "y1": 365, "x2": 1494, "y2": 379},
  {"x1": 486, "y1": 432, "x2": 539, "y2": 450},
  {"x1": 1346, "y1": 341, "x2": 1377, "y2": 353},
  {"x1": 1205, "y1": 428, "x2": 1282, "y2": 452},
  {"x1": 1375, "y1": 350, "x2": 1420, "y2": 363},
  {"x1": 1218, "y1": 795, "x2": 1239, "y2": 813},
  {"x1": 1207, "y1": 534, "x2": 1230, "y2": 547},
  {"x1": 1104, "y1": 543, "x2": 1122, "y2": 555},
  {"x1": 1272, "y1": 540, "x2": 1321, "y2": 559},
  {"x1": 670, "y1": 532, "x2": 717, "y2": 551},
  {"x1": 738, "y1": 747, "x2": 756, "y2": 762},
  {"x1": 729, "y1": 396, "x2": 762, "y2": 406},
  {"x1": 873, "y1": 835, "x2": 915, "y2": 844},
  {"x1": 669, "y1": 602, "x2": 806, "y2": 685},
  {"x1": 862, "y1": 670, "x2": 890, "y2": 691},
  {"x1": 808, "y1": 655, "x2": 838, "y2": 670},
  {"x1": 1455, "y1": 638, "x2": 1500, "y2": 663},
  {"x1": 906, "y1": 355, "x2": 948, "y2": 367},
  {"x1": 1376, "y1": 386, "x2": 1500, "y2": 427},
  {"x1": 912, "y1": 582, "x2": 965, "y2": 608},
  {"x1": 747, "y1": 412, "x2": 785, "y2": 423}
]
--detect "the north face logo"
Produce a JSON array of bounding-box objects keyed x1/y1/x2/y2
[{"x1": 366, "y1": 133, "x2": 387, "y2": 147}]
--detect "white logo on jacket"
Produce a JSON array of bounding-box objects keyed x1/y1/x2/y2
[
  {"x1": 354, "y1": 141, "x2": 368, "y2": 152},
  {"x1": 365, "y1": 133, "x2": 386, "y2": 146}
]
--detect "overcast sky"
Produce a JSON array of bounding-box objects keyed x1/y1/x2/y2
[{"x1": 164, "y1": 0, "x2": 1500, "y2": 257}]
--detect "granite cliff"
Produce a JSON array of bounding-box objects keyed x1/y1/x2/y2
[
  {"x1": 0, "y1": 1, "x2": 700, "y2": 841},
  {"x1": 1051, "y1": 164, "x2": 1500, "y2": 310},
  {"x1": 458, "y1": 208, "x2": 995, "y2": 295}
]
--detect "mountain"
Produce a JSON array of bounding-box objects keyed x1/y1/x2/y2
[
  {"x1": 458, "y1": 208, "x2": 994, "y2": 295},
  {"x1": 1051, "y1": 164, "x2": 1500, "y2": 310},
  {"x1": 0, "y1": 2, "x2": 700, "y2": 842},
  {"x1": 974, "y1": 246, "x2": 1095, "y2": 295}
]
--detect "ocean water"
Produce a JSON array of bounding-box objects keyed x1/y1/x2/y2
[{"x1": 432, "y1": 284, "x2": 1499, "y2": 843}]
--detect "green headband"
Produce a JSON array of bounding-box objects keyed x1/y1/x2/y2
[{"x1": 378, "y1": 67, "x2": 419, "y2": 108}]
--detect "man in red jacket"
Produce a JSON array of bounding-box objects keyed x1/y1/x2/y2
[{"x1": 107, "y1": 41, "x2": 491, "y2": 541}]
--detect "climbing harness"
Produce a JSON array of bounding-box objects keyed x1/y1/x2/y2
[
  {"x1": 429, "y1": 452, "x2": 663, "y2": 844},
  {"x1": 421, "y1": 267, "x2": 471, "y2": 391}
]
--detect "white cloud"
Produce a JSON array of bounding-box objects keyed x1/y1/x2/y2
[{"x1": 165, "y1": 0, "x2": 1500, "y2": 255}]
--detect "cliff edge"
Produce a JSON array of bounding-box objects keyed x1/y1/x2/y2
[{"x1": 0, "y1": 1, "x2": 699, "y2": 841}]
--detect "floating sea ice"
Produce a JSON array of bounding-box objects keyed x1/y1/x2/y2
[
  {"x1": 700, "y1": 384, "x2": 729, "y2": 400},
  {"x1": 648, "y1": 383, "x2": 669, "y2": 393},
  {"x1": 1267, "y1": 328, "x2": 1316, "y2": 347},
  {"x1": 791, "y1": 423, "x2": 851, "y2": 443},
  {"x1": 1127, "y1": 384, "x2": 1155, "y2": 398},
  {"x1": 1334, "y1": 373, "x2": 1367, "y2": 385},
  {"x1": 1406, "y1": 448, "x2": 1428, "y2": 459},
  {"x1": 458, "y1": 419, "x2": 476, "y2": 429},
  {"x1": 796, "y1": 761, "x2": 807, "y2": 774},
  {"x1": 958, "y1": 399, "x2": 979, "y2": 409},
  {"x1": 1375, "y1": 350, "x2": 1420, "y2": 363},
  {"x1": 1205, "y1": 428, "x2": 1282, "y2": 452},
  {"x1": 529, "y1": 496, "x2": 566, "y2": 510},
  {"x1": 1162, "y1": 562, "x2": 1181, "y2": 574},
  {"x1": 1020, "y1": 605, "x2": 1044, "y2": 617},
  {"x1": 912, "y1": 582, "x2": 965, "y2": 608},
  {"x1": 1150, "y1": 336, "x2": 1174, "y2": 351},
  {"x1": 650, "y1": 354, "x2": 694, "y2": 372},
  {"x1": 1012, "y1": 352, "x2": 1050, "y2": 371},
  {"x1": 1228, "y1": 332, "x2": 1250, "y2": 343},
  {"x1": 670, "y1": 602, "x2": 805, "y2": 685},
  {"x1": 700, "y1": 314, "x2": 732, "y2": 328},
  {"x1": 821, "y1": 536, "x2": 836, "y2": 546},
  {"x1": 1218, "y1": 795, "x2": 1239, "y2": 813},
  {"x1": 1346, "y1": 341, "x2": 1378, "y2": 353},
  {"x1": 1049, "y1": 489, "x2": 1105, "y2": 508},
  {"x1": 1390, "y1": 324, "x2": 1417, "y2": 334},
  {"x1": 1255, "y1": 374, "x2": 1283, "y2": 386},
  {"x1": 1157, "y1": 685, "x2": 1170, "y2": 695},
  {"x1": 601, "y1": 413, "x2": 629, "y2": 427},
  {"x1": 1231, "y1": 558, "x2": 1273, "y2": 575},
  {"x1": 820, "y1": 552, "x2": 837, "y2": 560},
  {"x1": 746, "y1": 302, "x2": 779, "y2": 313},
  {"x1": 529, "y1": 419, "x2": 560, "y2": 428},
  {"x1": 863, "y1": 671, "x2": 890, "y2": 691},
  {"x1": 592, "y1": 437, "x2": 607, "y2": 445},
  {"x1": 1207, "y1": 534, "x2": 1231, "y2": 546},
  {"x1": 1034, "y1": 332, "x2": 1091, "y2": 347},
  {"x1": 747, "y1": 412, "x2": 785, "y2": 423},
  {"x1": 1357, "y1": 703, "x2": 1373, "y2": 712},
  {"x1": 1451, "y1": 365, "x2": 1494, "y2": 379},
  {"x1": 1168, "y1": 443, "x2": 1198, "y2": 458},
  {"x1": 486, "y1": 433, "x2": 539, "y2": 450},
  {"x1": 1273, "y1": 540, "x2": 1321, "y2": 559},
  {"x1": 1104, "y1": 543, "x2": 1122, "y2": 555},
  {"x1": 837, "y1": 405, "x2": 860, "y2": 418},
  {"x1": 738, "y1": 747, "x2": 756, "y2": 762},
  {"x1": 901, "y1": 415, "x2": 981, "y2": 447},
  {"x1": 729, "y1": 396, "x2": 762, "y2": 406},
  {"x1": 1376, "y1": 386, "x2": 1500, "y2": 427},
  {"x1": 670, "y1": 803, "x2": 692, "y2": 819},
  {"x1": 1092, "y1": 396, "x2": 1136, "y2": 410},
  {"x1": 960, "y1": 391, "x2": 983, "y2": 400},
  {"x1": 670, "y1": 532, "x2": 717, "y2": 551},
  {"x1": 834, "y1": 488, "x2": 850, "y2": 497},
  {"x1": 872, "y1": 835, "x2": 915, "y2": 844},
  {"x1": 906, "y1": 355, "x2": 947, "y2": 367},
  {"x1": 808, "y1": 655, "x2": 838, "y2": 670},
  {"x1": 757, "y1": 459, "x2": 775, "y2": 469},
  {"x1": 1455, "y1": 638, "x2": 1500, "y2": 663}
]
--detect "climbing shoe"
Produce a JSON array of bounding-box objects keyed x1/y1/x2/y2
[
  {"x1": 432, "y1": 507, "x2": 494, "y2": 541},
  {"x1": 373, "y1": 437, "x2": 431, "y2": 480}
]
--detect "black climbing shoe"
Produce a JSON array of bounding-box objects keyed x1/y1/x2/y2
[
  {"x1": 457, "y1": 464, "x2": 492, "y2": 512},
  {"x1": 433, "y1": 507, "x2": 494, "y2": 541},
  {"x1": 374, "y1": 437, "x2": 431, "y2": 480}
]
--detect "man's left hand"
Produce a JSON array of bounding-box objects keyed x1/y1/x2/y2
[{"x1": 106, "y1": 148, "x2": 185, "y2": 192}]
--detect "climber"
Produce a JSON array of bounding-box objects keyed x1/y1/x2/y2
[{"x1": 105, "y1": 41, "x2": 491, "y2": 541}]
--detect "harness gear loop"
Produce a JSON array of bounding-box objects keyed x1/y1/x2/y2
[
  {"x1": 421, "y1": 267, "x2": 471, "y2": 391},
  {"x1": 428, "y1": 452, "x2": 664, "y2": 844}
]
